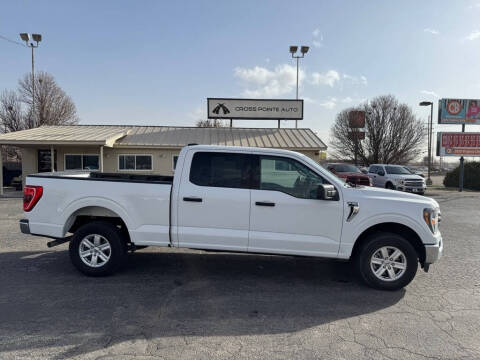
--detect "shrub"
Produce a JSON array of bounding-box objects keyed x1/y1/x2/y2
[{"x1": 443, "y1": 161, "x2": 480, "y2": 190}]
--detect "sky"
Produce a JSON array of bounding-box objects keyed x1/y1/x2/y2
[{"x1": 1, "y1": 0, "x2": 480, "y2": 151}]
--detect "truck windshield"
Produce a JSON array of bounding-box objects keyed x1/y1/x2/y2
[{"x1": 385, "y1": 166, "x2": 411, "y2": 175}]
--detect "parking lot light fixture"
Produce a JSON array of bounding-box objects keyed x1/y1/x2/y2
[
  {"x1": 419, "y1": 101, "x2": 434, "y2": 185},
  {"x1": 289, "y1": 45, "x2": 309, "y2": 128},
  {"x1": 19, "y1": 32, "x2": 42, "y2": 127}
]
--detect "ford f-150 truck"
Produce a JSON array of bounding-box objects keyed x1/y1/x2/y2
[{"x1": 20, "y1": 145, "x2": 443, "y2": 290}]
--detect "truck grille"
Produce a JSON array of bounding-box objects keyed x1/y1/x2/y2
[
  {"x1": 347, "y1": 176, "x2": 370, "y2": 186},
  {"x1": 404, "y1": 179, "x2": 423, "y2": 187}
]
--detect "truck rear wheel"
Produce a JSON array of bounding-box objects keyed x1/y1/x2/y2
[
  {"x1": 69, "y1": 221, "x2": 127, "y2": 276},
  {"x1": 355, "y1": 232, "x2": 418, "y2": 290}
]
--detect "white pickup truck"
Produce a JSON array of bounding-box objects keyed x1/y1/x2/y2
[{"x1": 20, "y1": 145, "x2": 443, "y2": 290}]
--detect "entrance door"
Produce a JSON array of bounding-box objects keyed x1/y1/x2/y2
[
  {"x1": 177, "y1": 150, "x2": 253, "y2": 251},
  {"x1": 37, "y1": 150, "x2": 57, "y2": 172},
  {"x1": 249, "y1": 155, "x2": 343, "y2": 257}
]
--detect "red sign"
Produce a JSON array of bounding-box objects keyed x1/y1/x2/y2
[
  {"x1": 349, "y1": 131, "x2": 366, "y2": 140},
  {"x1": 441, "y1": 133, "x2": 480, "y2": 147},
  {"x1": 349, "y1": 111, "x2": 366, "y2": 128},
  {"x1": 438, "y1": 132, "x2": 480, "y2": 157}
]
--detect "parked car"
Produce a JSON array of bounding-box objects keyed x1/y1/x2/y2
[
  {"x1": 368, "y1": 164, "x2": 426, "y2": 194},
  {"x1": 325, "y1": 163, "x2": 371, "y2": 186},
  {"x1": 20, "y1": 145, "x2": 442, "y2": 290}
]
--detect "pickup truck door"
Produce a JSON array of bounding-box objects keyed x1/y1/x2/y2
[
  {"x1": 248, "y1": 155, "x2": 343, "y2": 257},
  {"x1": 176, "y1": 151, "x2": 252, "y2": 251}
]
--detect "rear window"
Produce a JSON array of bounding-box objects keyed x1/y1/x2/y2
[{"x1": 189, "y1": 152, "x2": 253, "y2": 189}]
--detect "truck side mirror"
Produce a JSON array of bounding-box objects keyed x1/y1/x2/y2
[
  {"x1": 378, "y1": 170, "x2": 385, "y2": 176},
  {"x1": 317, "y1": 184, "x2": 337, "y2": 200}
]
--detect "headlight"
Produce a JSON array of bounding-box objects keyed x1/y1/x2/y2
[
  {"x1": 395, "y1": 179, "x2": 404, "y2": 185},
  {"x1": 423, "y1": 208, "x2": 440, "y2": 233}
]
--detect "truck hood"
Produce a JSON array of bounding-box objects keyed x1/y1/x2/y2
[
  {"x1": 346, "y1": 185, "x2": 439, "y2": 208},
  {"x1": 386, "y1": 174, "x2": 424, "y2": 181}
]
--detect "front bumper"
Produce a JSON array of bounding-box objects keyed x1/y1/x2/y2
[
  {"x1": 19, "y1": 219, "x2": 30, "y2": 234},
  {"x1": 424, "y1": 235, "x2": 443, "y2": 264},
  {"x1": 396, "y1": 185, "x2": 427, "y2": 193}
]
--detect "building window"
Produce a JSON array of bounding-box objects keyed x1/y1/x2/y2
[
  {"x1": 65, "y1": 154, "x2": 99, "y2": 170},
  {"x1": 172, "y1": 155, "x2": 179, "y2": 170},
  {"x1": 118, "y1": 155, "x2": 152, "y2": 171},
  {"x1": 38, "y1": 150, "x2": 57, "y2": 172}
]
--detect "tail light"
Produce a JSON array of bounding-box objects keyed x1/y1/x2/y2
[{"x1": 24, "y1": 185, "x2": 43, "y2": 212}]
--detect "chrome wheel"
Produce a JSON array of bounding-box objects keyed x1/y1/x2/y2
[
  {"x1": 79, "y1": 234, "x2": 111, "y2": 268},
  {"x1": 370, "y1": 246, "x2": 407, "y2": 282}
]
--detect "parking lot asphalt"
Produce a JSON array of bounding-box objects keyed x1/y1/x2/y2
[{"x1": 1, "y1": 190, "x2": 479, "y2": 360}]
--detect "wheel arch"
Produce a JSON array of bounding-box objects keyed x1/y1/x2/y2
[
  {"x1": 61, "y1": 198, "x2": 132, "y2": 241},
  {"x1": 351, "y1": 222, "x2": 426, "y2": 263}
]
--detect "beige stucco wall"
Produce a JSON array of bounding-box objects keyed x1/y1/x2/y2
[
  {"x1": 17, "y1": 146, "x2": 320, "y2": 183},
  {"x1": 103, "y1": 147, "x2": 181, "y2": 176}
]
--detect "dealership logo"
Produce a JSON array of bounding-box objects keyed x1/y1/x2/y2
[{"x1": 212, "y1": 103, "x2": 230, "y2": 115}]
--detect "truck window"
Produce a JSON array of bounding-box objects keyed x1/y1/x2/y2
[
  {"x1": 257, "y1": 156, "x2": 327, "y2": 199},
  {"x1": 189, "y1": 152, "x2": 253, "y2": 189}
]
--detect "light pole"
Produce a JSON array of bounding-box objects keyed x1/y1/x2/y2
[
  {"x1": 419, "y1": 101, "x2": 433, "y2": 185},
  {"x1": 19, "y1": 33, "x2": 42, "y2": 127},
  {"x1": 289, "y1": 45, "x2": 309, "y2": 128}
]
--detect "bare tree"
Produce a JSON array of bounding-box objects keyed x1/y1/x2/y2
[
  {"x1": 195, "y1": 119, "x2": 225, "y2": 127},
  {"x1": 18, "y1": 71, "x2": 78, "y2": 127},
  {"x1": 1, "y1": 72, "x2": 79, "y2": 160},
  {"x1": 0, "y1": 90, "x2": 24, "y2": 133},
  {"x1": 330, "y1": 95, "x2": 425, "y2": 165}
]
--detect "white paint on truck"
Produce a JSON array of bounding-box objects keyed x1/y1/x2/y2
[{"x1": 20, "y1": 145, "x2": 443, "y2": 290}]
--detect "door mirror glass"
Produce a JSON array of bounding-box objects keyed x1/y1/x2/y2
[
  {"x1": 317, "y1": 184, "x2": 337, "y2": 200},
  {"x1": 377, "y1": 170, "x2": 385, "y2": 176}
]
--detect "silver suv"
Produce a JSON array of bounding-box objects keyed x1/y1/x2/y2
[{"x1": 368, "y1": 164, "x2": 426, "y2": 195}]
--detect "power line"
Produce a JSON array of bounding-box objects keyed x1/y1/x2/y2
[{"x1": 0, "y1": 34, "x2": 26, "y2": 47}]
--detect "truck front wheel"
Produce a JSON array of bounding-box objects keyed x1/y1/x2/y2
[
  {"x1": 69, "y1": 221, "x2": 127, "y2": 276},
  {"x1": 355, "y1": 232, "x2": 418, "y2": 290}
]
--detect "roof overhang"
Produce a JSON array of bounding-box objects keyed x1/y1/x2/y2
[{"x1": 0, "y1": 140, "x2": 108, "y2": 146}]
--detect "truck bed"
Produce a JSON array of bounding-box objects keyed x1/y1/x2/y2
[{"x1": 25, "y1": 171, "x2": 172, "y2": 246}]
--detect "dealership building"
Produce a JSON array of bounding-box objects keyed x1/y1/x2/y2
[{"x1": 0, "y1": 125, "x2": 327, "y2": 193}]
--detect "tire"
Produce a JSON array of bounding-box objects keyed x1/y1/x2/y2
[
  {"x1": 418, "y1": 191, "x2": 425, "y2": 195},
  {"x1": 386, "y1": 182, "x2": 395, "y2": 190},
  {"x1": 69, "y1": 221, "x2": 128, "y2": 276},
  {"x1": 355, "y1": 232, "x2": 418, "y2": 290}
]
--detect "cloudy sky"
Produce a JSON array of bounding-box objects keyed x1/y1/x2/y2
[{"x1": 1, "y1": 0, "x2": 480, "y2": 147}]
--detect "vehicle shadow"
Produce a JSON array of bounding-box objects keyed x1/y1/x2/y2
[{"x1": 0, "y1": 249, "x2": 405, "y2": 358}]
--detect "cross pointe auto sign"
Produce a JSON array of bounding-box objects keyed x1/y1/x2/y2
[
  {"x1": 207, "y1": 98, "x2": 303, "y2": 120},
  {"x1": 437, "y1": 132, "x2": 480, "y2": 156}
]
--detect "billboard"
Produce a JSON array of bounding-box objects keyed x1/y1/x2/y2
[
  {"x1": 437, "y1": 132, "x2": 480, "y2": 156},
  {"x1": 438, "y1": 99, "x2": 480, "y2": 124},
  {"x1": 207, "y1": 98, "x2": 303, "y2": 120}
]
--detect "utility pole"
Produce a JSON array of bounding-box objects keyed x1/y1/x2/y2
[{"x1": 419, "y1": 101, "x2": 433, "y2": 185}]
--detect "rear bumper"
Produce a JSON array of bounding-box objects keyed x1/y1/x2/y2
[
  {"x1": 424, "y1": 235, "x2": 443, "y2": 264},
  {"x1": 19, "y1": 219, "x2": 30, "y2": 234}
]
